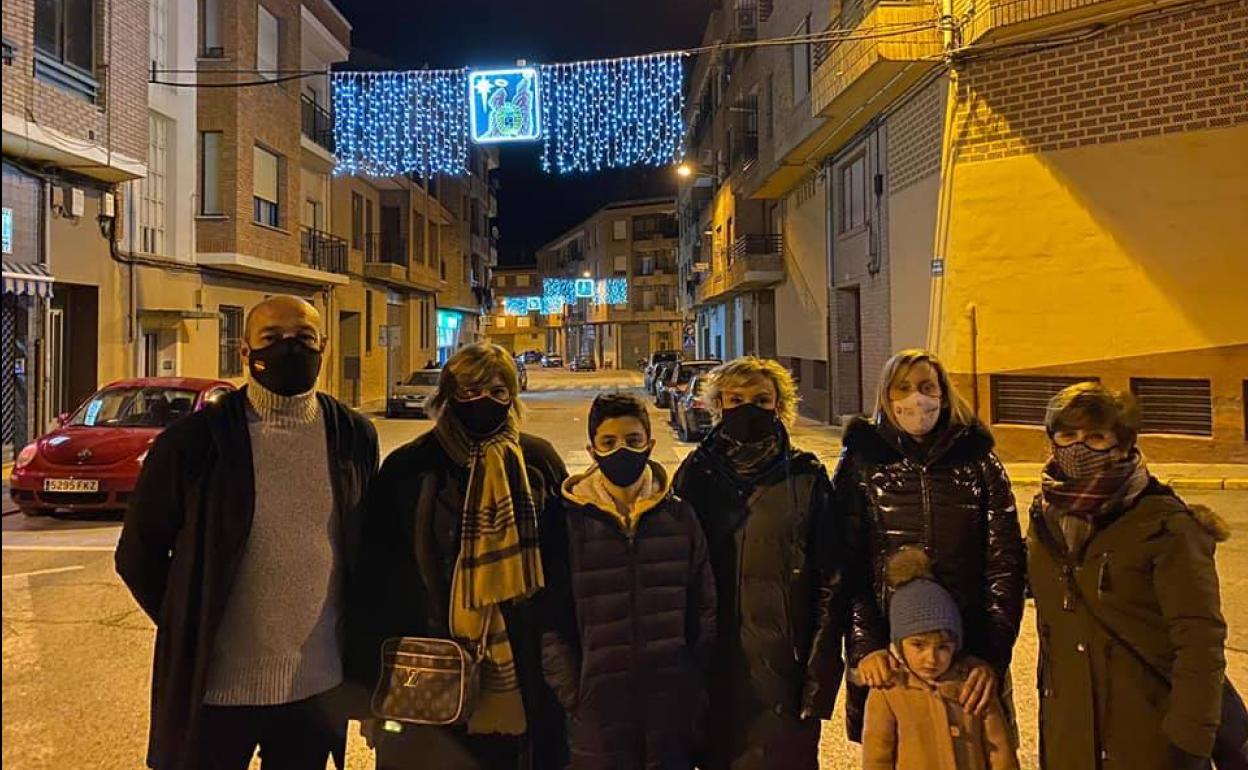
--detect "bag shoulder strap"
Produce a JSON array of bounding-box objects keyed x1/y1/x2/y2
[{"x1": 1031, "y1": 513, "x2": 1172, "y2": 686}]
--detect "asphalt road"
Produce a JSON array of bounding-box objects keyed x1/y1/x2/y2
[{"x1": 4, "y1": 367, "x2": 1246, "y2": 769}]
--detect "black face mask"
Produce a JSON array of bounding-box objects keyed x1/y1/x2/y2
[
  {"x1": 593, "y1": 445, "x2": 652, "y2": 488},
  {"x1": 450, "y1": 395, "x2": 511, "y2": 439},
  {"x1": 719, "y1": 403, "x2": 781, "y2": 443},
  {"x1": 248, "y1": 337, "x2": 323, "y2": 397}
]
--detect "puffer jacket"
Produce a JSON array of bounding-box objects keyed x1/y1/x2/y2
[
  {"x1": 542, "y1": 462, "x2": 716, "y2": 770},
  {"x1": 672, "y1": 434, "x2": 845, "y2": 770},
  {"x1": 834, "y1": 416, "x2": 1025, "y2": 742},
  {"x1": 345, "y1": 431, "x2": 569, "y2": 770},
  {"x1": 1029, "y1": 479, "x2": 1228, "y2": 770}
]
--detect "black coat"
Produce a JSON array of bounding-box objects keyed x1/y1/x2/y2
[
  {"x1": 834, "y1": 416, "x2": 1025, "y2": 742},
  {"x1": 346, "y1": 430, "x2": 569, "y2": 770},
  {"x1": 115, "y1": 389, "x2": 378, "y2": 770},
  {"x1": 541, "y1": 466, "x2": 717, "y2": 770},
  {"x1": 672, "y1": 439, "x2": 845, "y2": 770}
]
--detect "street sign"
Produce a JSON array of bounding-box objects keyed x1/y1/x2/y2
[
  {"x1": 693, "y1": 261, "x2": 709, "y2": 273},
  {"x1": 930, "y1": 258, "x2": 945, "y2": 276},
  {"x1": 1, "y1": 207, "x2": 12, "y2": 254}
]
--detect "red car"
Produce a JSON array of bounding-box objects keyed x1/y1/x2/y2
[{"x1": 9, "y1": 377, "x2": 235, "y2": 517}]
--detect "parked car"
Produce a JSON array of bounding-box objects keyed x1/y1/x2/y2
[
  {"x1": 644, "y1": 350, "x2": 683, "y2": 394},
  {"x1": 541, "y1": 353, "x2": 563, "y2": 368},
  {"x1": 387, "y1": 369, "x2": 442, "y2": 418},
  {"x1": 651, "y1": 362, "x2": 676, "y2": 405},
  {"x1": 662, "y1": 359, "x2": 722, "y2": 415},
  {"x1": 570, "y1": 356, "x2": 597, "y2": 372},
  {"x1": 522, "y1": 350, "x2": 543, "y2": 364},
  {"x1": 8, "y1": 378, "x2": 235, "y2": 517},
  {"x1": 674, "y1": 375, "x2": 714, "y2": 441}
]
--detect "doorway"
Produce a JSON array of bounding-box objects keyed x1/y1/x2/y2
[
  {"x1": 142, "y1": 332, "x2": 160, "y2": 377},
  {"x1": 835, "y1": 286, "x2": 863, "y2": 416},
  {"x1": 338, "y1": 311, "x2": 361, "y2": 407}
]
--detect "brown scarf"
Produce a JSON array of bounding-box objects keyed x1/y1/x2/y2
[
  {"x1": 433, "y1": 411, "x2": 543, "y2": 735},
  {"x1": 1040, "y1": 448, "x2": 1150, "y2": 556}
]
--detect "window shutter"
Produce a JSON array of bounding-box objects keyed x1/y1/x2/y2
[
  {"x1": 253, "y1": 146, "x2": 279, "y2": 203},
  {"x1": 1131, "y1": 378, "x2": 1213, "y2": 436},
  {"x1": 991, "y1": 375, "x2": 1098, "y2": 425}
]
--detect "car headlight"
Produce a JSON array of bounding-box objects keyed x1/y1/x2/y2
[{"x1": 15, "y1": 443, "x2": 37, "y2": 470}]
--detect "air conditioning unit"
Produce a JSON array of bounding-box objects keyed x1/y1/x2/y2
[
  {"x1": 100, "y1": 192, "x2": 116, "y2": 218},
  {"x1": 699, "y1": 149, "x2": 714, "y2": 167},
  {"x1": 54, "y1": 186, "x2": 85, "y2": 218}
]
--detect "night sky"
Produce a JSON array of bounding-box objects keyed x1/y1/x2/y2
[{"x1": 333, "y1": 0, "x2": 713, "y2": 266}]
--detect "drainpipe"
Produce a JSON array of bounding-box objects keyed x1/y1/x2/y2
[{"x1": 927, "y1": 0, "x2": 961, "y2": 354}]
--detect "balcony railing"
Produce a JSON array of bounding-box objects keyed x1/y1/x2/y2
[
  {"x1": 732, "y1": 233, "x2": 783, "y2": 259},
  {"x1": 366, "y1": 232, "x2": 406, "y2": 266},
  {"x1": 300, "y1": 227, "x2": 348, "y2": 274},
  {"x1": 733, "y1": 129, "x2": 760, "y2": 172},
  {"x1": 301, "y1": 94, "x2": 335, "y2": 154}
]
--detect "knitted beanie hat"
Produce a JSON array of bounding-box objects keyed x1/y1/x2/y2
[{"x1": 887, "y1": 548, "x2": 963, "y2": 648}]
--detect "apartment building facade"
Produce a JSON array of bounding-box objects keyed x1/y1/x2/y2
[
  {"x1": 2, "y1": 0, "x2": 149, "y2": 460},
  {"x1": 484, "y1": 265, "x2": 553, "y2": 356},
  {"x1": 538, "y1": 198, "x2": 682, "y2": 369},
  {"x1": 691, "y1": 0, "x2": 1247, "y2": 461}
]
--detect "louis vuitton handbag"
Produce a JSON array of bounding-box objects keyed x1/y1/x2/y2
[{"x1": 370, "y1": 627, "x2": 488, "y2": 726}]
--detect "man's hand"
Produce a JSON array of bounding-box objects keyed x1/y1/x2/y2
[
  {"x1": 858, "y1": 649, "x2": 898, "y2": 688},
  {"x1": 959, "y1": 661, "x2": 998, "y2": 717}
]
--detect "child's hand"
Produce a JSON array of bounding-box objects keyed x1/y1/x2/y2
[
  {"x1": 857, "y1": 649, "x2": 897, "y2": 688},
  {"x1": 959, "y1": 661, "x2": 998, "y2": 716}
]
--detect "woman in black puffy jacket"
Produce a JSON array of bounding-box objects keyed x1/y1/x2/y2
[
  {"x1": 673, "y1": 357, "x2": 845, "y2": 770},
  {"x1": 834, "y1": 349, "x2": 1025, "y2": 743}
]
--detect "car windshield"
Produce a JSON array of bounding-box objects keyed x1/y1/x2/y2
[
  {"x1": 69, "y1": 387, "x2": 198, "y2": 428},
  {"x1": 653, "y1": 352, "x2": 680, "y2": 364},
  {"x1": 405, "y1": 371, "x2": 441, "y2": 386},
  {"x1": 676, "y1": 364, "x2": 715, "y2": 384}
]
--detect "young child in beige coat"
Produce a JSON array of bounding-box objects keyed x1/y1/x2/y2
[{"x1": 861, "y1": 550, "x2": 1019, "y2": 770}]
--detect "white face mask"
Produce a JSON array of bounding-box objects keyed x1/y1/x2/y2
[{"x1": 892, "y1": 392, "x2": 942, "y2": 437}]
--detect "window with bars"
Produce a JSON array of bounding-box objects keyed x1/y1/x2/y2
[
  {"x1": 219, "y1": 306, "x2": 244, "y2": 377},
  {"x1": 1131, "y1": 377, "x2": 1213, "y2": 436},
  {"x1": 991, "y1": 375, "x2": 1099, "y2": 425},
  {"x1": 139, "y1": 112, "x2": 169, "y2": 255}
]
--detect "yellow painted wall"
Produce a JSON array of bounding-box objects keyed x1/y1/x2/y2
[
  {"x1": 938, "y1": 125, "x2": 1248, "y2": 373},
  {"x1": 775, "y1": 177, "x2": 829, "y2": 362}
]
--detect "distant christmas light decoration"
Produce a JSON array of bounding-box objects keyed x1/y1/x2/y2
[
  {"x1": 602, "y1": 278, "x2": 628, "y2": 305},
  {"x1": 469, "y1": 68, "x2": 541, "y2": 143},
  {"x1": 331, "y1": 52, "x2": 685, "y2": 177},
  {"x1": 503, "y1": 297, "x2": 533, "y2": 316},
  {"x1": 332, "y1": 70, "x2": 469, "y2": 177},
  {"x1": 543, "y1": 278, "x2": 576, "y2": 314},
  {"x1": 574, "y1": 278, "x2": 596, "y2": 298}
]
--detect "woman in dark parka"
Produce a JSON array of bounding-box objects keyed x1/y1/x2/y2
[
  {"x1": 672, "y1": 357, "x2": 846, "y2": 770},
  {"x1": 346, "y1": 344, "x2": 568, "y2": 770},
  {"x1": 835, "y1": 349, "x2": 1026, "y2": 743}
]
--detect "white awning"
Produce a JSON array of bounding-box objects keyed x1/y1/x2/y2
[{"x1": 2, "y1": 261, "x2": 53, "y2": 298}]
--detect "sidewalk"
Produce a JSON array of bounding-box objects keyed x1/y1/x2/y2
[{"x1": 789, "y1": 418, "x2": 1248, "y2": 491}]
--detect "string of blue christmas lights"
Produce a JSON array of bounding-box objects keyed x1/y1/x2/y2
[
  {"x1": 332, "y1": 52, "x2": 685, "y2": 178},
  {"x1": 332, "y1": 70, "x2": 469, "y2": 177},
  {"x1": 538, "y1": 54, "x2": 685, "y2": 174}
]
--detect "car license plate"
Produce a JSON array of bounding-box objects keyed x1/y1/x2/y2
[
  {"x1": 44, "y1": 478, "x2": 100, "y2": 493},
  {"x1": 406, "y1": 399, "x2": 423, "y2": 407}
]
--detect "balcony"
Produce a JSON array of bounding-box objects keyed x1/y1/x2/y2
[
  {"x1": 695, "y1": 234, "x2": 785, "y2": 306},
  {"x1": 734, "y1": 0, "x2": 759, "y2": 41},
  {"x1": 362, "y1": 232, "x2": 438, "y2": 293},
  {"x1": 300, "y1": 227, "x2": 348, "y2": 275},
  {"x1": 952, "y1": 0, "x2": 1184, "y2": 46},
  {"x1": 753, "y1": 1, "x2": 941, "y2": 198},
  {"x1": 301, "y1": 94, "x2": 335, "y2": 153}
]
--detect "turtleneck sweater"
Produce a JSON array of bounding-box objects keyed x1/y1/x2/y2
[{"x1": 202, "y1": 381, "x2": 343, "y2": 706}]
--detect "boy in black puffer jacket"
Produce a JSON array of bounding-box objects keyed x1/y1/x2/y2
[{"x1": 541, "y1": 393, "x2": 716, "y2": 770}]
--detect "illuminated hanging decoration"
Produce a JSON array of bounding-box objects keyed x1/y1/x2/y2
[
  {"x1": 332, "y1": 52, "x2": 685, "y2": 177},
  {"x1": 332, "y1": 70, "x2": 469, "y2": 177},
  {"x1": 540, "y1": 54, "x2": 686, "y2": 174},
  {"x1": 541, "y1": 277, "x2": 627, "y2": 312},
  {"x1": 470, "y1": 68, "x2": 541, "y2": 143}
]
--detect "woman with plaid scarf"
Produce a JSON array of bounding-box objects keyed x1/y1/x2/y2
[
  {"x1": 1028, "y1": 382, "x2": 1234, "y2": 770},
  {"x1": 347, "y1": 344, "x2": 569, "y2": 770}
]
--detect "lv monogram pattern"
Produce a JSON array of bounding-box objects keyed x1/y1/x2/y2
[{"x1": 372, "y1": 637, "x2": 481, "y2": 726}]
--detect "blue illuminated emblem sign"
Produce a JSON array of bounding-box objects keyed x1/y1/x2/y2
[
  {"x1": 526, "y1": 297, "x2": 542, "y2": 311},
  {"x1": 574, "y1": 279, "x2": 595, "y2": 298},
  {"x1": 469, "y1": 68, "x2": 541, "y2": 144}
]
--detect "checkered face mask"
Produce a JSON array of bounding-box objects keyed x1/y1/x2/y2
[{"x1": 1053, "y1": 442, "x2": 1117, "y2": 479}]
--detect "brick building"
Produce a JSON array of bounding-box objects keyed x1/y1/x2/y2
[
  {"x1": 538, "y1": 199, "x2": 683, "y2": 369},
  {"x1": 484, "y1": 265, "x2": 553, "y2": 357},
  {"x1": 2, "y1": 0, "x2": 149, "y2": 459}
]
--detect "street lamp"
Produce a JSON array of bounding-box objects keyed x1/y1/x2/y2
[
  {"x1": 676, "y1": 163, "x2": 693, "y2": 178},
  {"x1": 674, "y1": 161, "x2": 719, "y2": 185}
]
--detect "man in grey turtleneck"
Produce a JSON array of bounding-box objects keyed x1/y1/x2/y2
[{"x1": 117, "y1": 295, "x2": 379, "y2": 770}]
